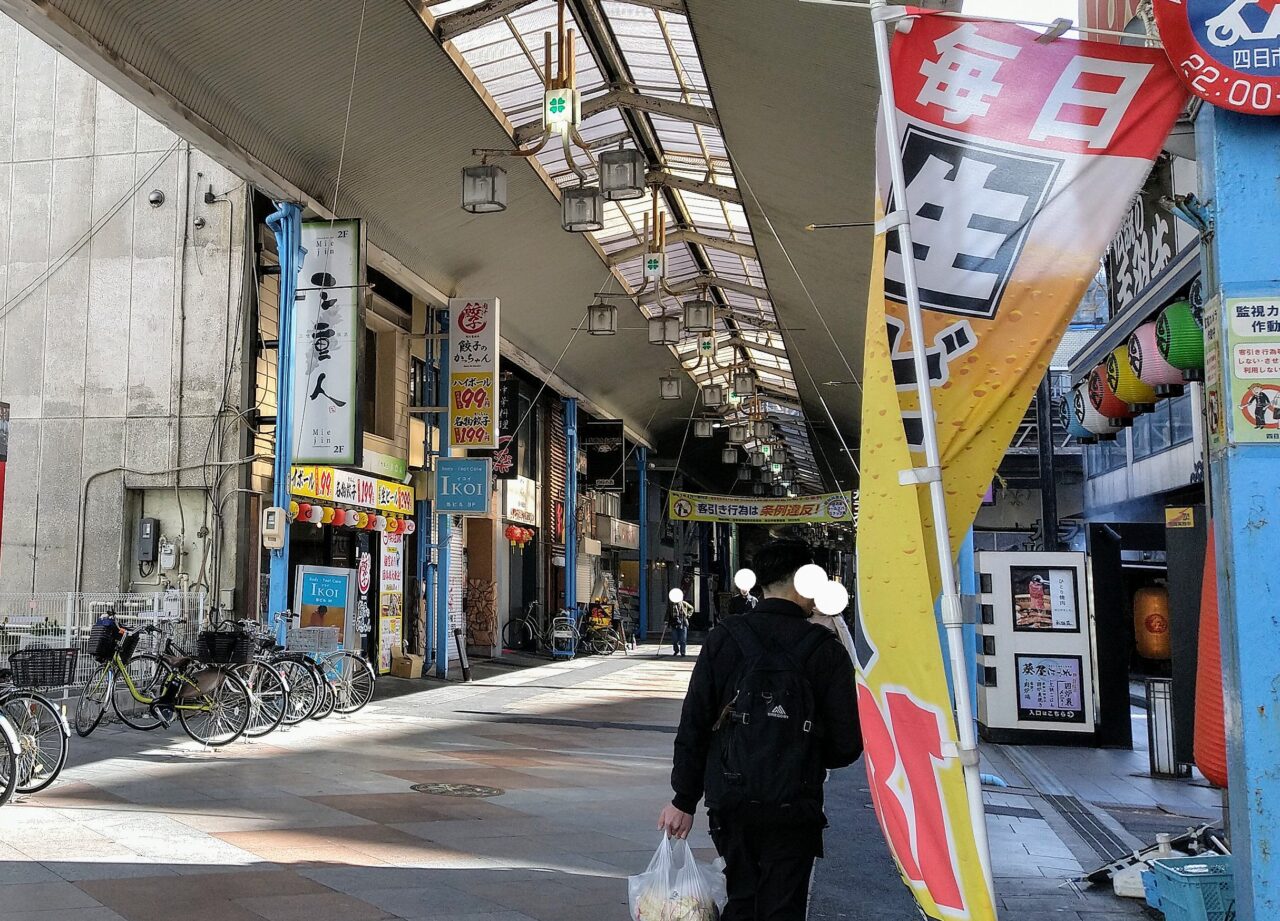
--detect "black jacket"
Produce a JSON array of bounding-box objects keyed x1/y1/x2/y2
[{"x1": 670, "y1": 598, "x2": 862, "y2": 816}]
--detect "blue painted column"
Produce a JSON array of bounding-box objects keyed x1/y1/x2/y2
[
  {"x1": 434, "y1": 310, "x2": 451, "y2": 679},
  {"x1": 1198, "y1": 103, "x2": 1280, "y2": 921},
  {"x1": 637, "y1": 446, "x2": 649, "y2": 639},
  {"x1": 563, "y1": 398, "x2": 578, "y2": 612},
  {"x1": 957, "y1": 529, "x2": 979, "y2": 720},
  {"x1": 265, "y1": 203, "x2": 304, "y2": 634}
]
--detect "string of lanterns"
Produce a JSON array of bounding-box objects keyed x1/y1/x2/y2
[
  {"x1": 504, "y1": 524, "x2": 535, "y2": 549},
  {"x1": 288, "y1": 501, "x2": 417, "y2": 535}
]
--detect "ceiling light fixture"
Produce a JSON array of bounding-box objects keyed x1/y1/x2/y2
[{"x1": 587, "y1": 300, "x2": 617, "y2": 336}]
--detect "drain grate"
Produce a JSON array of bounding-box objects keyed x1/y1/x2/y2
[
  {"x1": 410, "y1": 782, "x2": 504, "y2": 798},
  {"x1": 1044, "y1": 793, "x2": 1131, "y2": 861}
]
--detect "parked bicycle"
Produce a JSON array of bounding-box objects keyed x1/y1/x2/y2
[
  {"x1": 75, "y1": 619, "x2": 251, "y2": 747},
  {"x1": 0, "y1": 647, "x2": 74, "y2": 797}
]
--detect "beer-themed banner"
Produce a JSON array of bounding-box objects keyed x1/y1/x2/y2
[
  {"x1": 293, "y1": 219, "x2": 362, "y2": 466},
  {"x1": 857, "y1": 17, "x2": 1184, "y2": 919},
  {"x1": 290, "y1": 465, "x2": 414, "y2": 515},
  {"x1": 448, "y1": 297, "x2": 500, "y2": 449},
  {"x1": 668, "y1": 490, "x2": 856, "y2": 524},
  {"x1": 583, "y1": 419, "x2": 627, "y2": 492}
]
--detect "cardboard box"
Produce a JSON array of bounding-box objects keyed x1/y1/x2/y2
[{"x1": 390, "y1": 652, "x2": 423, "y2": 679}]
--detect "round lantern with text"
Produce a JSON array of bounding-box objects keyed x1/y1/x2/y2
[
  {"x1": 1106, "y1": 345, "x2": 1157, "y2": 412},
  {"x1": 1062, "y1": 388, "x2": 1096, "y2": 442},
  {"x1": 1129, "y1": 322, "x2": 1185, "y2": 397},
  {"x1": 332, "y1": 509, "x2": 346, "y2": 527},
  {"x1": 374, "y1": 516, "x2": 387, "y2": 532},
  {"x1": 289, "y1": 500, "x2": 300, "y2": 520},
  {"x1": 1157, "y1": 300, "x2": 1205, "y2": 380},
  {"x1": 321, "y1": 506, "x2": 335, "y2": 525},
  {"x1": 404, "y1": 520, "x2": 416, "y2": 535},
  {"x1": 1075, "y1": 382, "x2": 1125, "y2": 440},
  {"x1": 1088, "y1": 362, "x2": 1136, "y2": 422},
  {"x1": 1154, "y1": 0, "x2": 1280, "y2": 116}
]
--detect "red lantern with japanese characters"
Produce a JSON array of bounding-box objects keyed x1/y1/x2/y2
[{"x1": 505, "y1": 524, "x2": 522, "y2": 548}]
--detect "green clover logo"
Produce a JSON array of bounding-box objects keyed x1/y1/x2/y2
[
  {"x1": 549, "y1": 96, "x2": 567, "y2": 115},
  {"x1": 646, "y1": 257, "x2": 660, "y2": 271}
]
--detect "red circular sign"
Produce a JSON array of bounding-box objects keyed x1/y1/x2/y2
[
  {"x1": 1155, "y1": 0, "x2": 1280, "y2": 115},
  {"x1": 457, "y1": 301, "x2": 488, "y2": 334},
  {"x1": 358, "y1": 551, "x2": 372, "y2": 594}
]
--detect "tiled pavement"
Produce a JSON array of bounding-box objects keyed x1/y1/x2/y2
[{"x1": 0, "y1": 649, "x2": 1160, "y2": 920}]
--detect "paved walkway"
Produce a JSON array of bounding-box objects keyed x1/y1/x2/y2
[{"x1": 0, "y1": 649, "x2": 1156, "y2": 920}]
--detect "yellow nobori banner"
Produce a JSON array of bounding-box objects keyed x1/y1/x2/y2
[
  {"x1": 856, "y1": 16, "x2": 1185, "y2": 919},
  {"x1": 668, "y1": 490, "x2": 856, "y2": 525}
]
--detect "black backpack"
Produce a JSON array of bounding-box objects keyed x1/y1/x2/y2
[{"x1": 705, "y1": 617, "x2": 830, "y2": 823}]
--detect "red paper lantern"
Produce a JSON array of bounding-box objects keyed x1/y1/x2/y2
[
  {"x1": 332, "y1": 509, "x2": 346, "y2": 527},
  {"x1": 1088, "y1": 362, "x2": 1134, "y2": 422},
  {"x1": 297, "y1": 503, "x2": 312, "y2": 522}
]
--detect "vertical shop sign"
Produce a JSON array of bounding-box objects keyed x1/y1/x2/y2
[
  {"x1": 583, "y1": 419, "x2": 626, "y2": 492},
  {"x1": 293, "y1": 220, "x2": 362, "y2": 465},
  {"x1": 1107, "y1": 156, "x2": 1175, "y2": 311},
  {"x1": 448, "y1": 297, "x2": 500, "y2": 449},
  {"x1": 859, "y1": 16, "x2": 1184, "y2": 919},
  {"x1": 492, "y1": 374, "x2": 520, "y2": 479},
  {"x1": 378, "y1": 532, "x2": 405, "y2": 674}
]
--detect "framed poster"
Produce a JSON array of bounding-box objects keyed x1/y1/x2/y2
[
  {"x1": 293, "y1": 565, "x2": 357, "y2": 650},
  {"x1": 1010, "y1": 566, "x2": 1080, "y2": 632},
  {"x1": 583, "y1": 419, "x2": 626, "y2": 492},
  {"x1": 378, "y1": 532, "x2": 406, "y2": 674},
  {"x1": 1015, "y1": 654, "x2": 1086, "y2": 724}
]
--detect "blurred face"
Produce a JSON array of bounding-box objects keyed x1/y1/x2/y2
[{"x1": 762, "y1": 576, "x2": 815, "y2": 614}]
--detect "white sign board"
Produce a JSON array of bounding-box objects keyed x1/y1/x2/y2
[
  {"x1": 293, "y1": 219, "x2": 362, "y2": 465},
  {"x1": 505, "y1": 475, "x2": 537, "y2": 525},
  {"x1": 447, "y1": 297, "x2": 500, "y2": 449}
]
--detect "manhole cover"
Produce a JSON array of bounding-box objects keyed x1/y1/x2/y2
[{"x1": 410, "y1": 782, "x2": 504, "y2": 798}]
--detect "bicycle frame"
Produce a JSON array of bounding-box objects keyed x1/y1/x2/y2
[{"x1": 107, "y1": 653, "x2": 217, "y2": 713}]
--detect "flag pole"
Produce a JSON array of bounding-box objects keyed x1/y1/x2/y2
[{"x1": 868, "y1": 0, "x2": 995, "y2": 897}]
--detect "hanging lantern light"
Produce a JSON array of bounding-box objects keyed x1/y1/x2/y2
[
  {"x1": 752, "y1": 482, "x2": 765, "y2": 496},
  {"x1": 733, "y1": 370, "x2": 756, "y2": 397},
  {"x1": 461, "y1": 164, "x2": 508, "y2": 213},
  {"x1": 753, "y1": 420, "x2": 772, "y2": 441},
  {"x1": 1074, "y1": 380, "x2": 1125, "y2": 440},
  {"x1": 321, "y1": 507, "x2": 335, "y2": 525},
  {"x1": 289, "y1": 500, "x2": 301, "y2": 520},
  {"x1": 296, "y1": 503, "x2": 312, "y2": 522},
  {"x1": 772, "y1": 484, "x2": 786, "y2": 498},
  {"x1": 648, "y1": 314, "x2": 681, "y2": 346},
  {"x1": 783, "y1": 463, "x2": 798, "y2": 479},
  {"x1": 659, "y1": 373, "x2": 683, "y2": 400},
  {"x1": 587, "y1": 300, "x2": 617, "y2": 336},
  {"x1": 728, "y1": 423, "x2": 748, "y2": 444},
  {"x1": 308, "y1": 505, "x2": 325, "y2": 525},
  {"x1": 1106, "y1": 345, "x2": 1157, "y2": 412},
  {"x1": 404, "y1": 520, "x2": 416, "y2": 535},
  {"x1": 331, "y1": 508, "x2": 346, "y2": 527},
  {"x1": 374, "y1": 515, "x2": 388, "y2": 532},
  {"x1": 683, "y1": 298, "x2": 715, "y2": 333},
  {"x1": 721, "y1": 447, "x2": 738, "y2": 464},
  {"x1": 1130, "y1": 322, "x2": 1184, "y2": 397},
  {"x1": 599, "y1": 147, "x2": 647, "y2": 201},
  {"x1": 1089, "y1": 361, "x2": 1136, "y2": 422},
  {"x1": 562, "y1": 185, "x2": 604, "y2": 232},
  {"x1": 702, "y1": 383, "x2": 725, "y2": 407},
  {"x1": 693, "y1": 418, "x2": 714, "y2": 438},
  {"x1": 1061, "y1": 390, "x2": 1096, "y2": 443},
  {"x1": 737, "y1": 464, "x2": 751, "y2": 480},
  {"x1": 505, "y1": 524, "x2": 522, "y2": 548},
  {"x1": 750, "y1": 450, "x2": 767, "y2": 467},
  {"x1": 1156, "y1": 299, "x2": 1205, "y2": 381}
]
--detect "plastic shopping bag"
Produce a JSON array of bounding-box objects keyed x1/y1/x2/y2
[{"x1": 629, "y1": 834, "x2": 720, "y2": 921}]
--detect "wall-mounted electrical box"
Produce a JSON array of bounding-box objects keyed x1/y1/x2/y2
[
  {"x1": 261, "y1": 507, "x2": 287, "y2": 550},
  {"x1": 137, "y1": 517, "x2": 160, "y2": 563},
  {"x1": 158, "y1": 537, "x2": 177, "y2": 572}
]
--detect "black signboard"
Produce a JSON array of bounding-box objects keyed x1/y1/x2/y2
[
  {"x1": 491, "y1": 375, "x2": 519, "y2": 480},
  {"x1": 0, "y1": 402, "x2": 8, "y2": 462},
  {"x1": 583, "y1": 419, "x2": 626, "y2": 492}
]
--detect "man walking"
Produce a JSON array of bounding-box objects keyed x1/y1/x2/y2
[
  {"x1": 658, "y1": 539, "x2": 861, "y2": 920},
  {"x1": 727, "y1": 584, "x2": 758, "y2": 617}
]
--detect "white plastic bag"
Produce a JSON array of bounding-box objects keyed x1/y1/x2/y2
[{"x1": 629, "y1": 834, "x2": 720, "y2": 921}]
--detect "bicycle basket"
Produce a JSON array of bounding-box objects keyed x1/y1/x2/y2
[
  {"x1": 117, "y1": 630, "x2": 142, "y2": 665},
  {"x1": 197, "y1": 629, "x2": 254, "y2": 665},
  {"x1": 8, "y1": 647, "x2": 78, "y2": 688},
  {"x1": 89, "y1": 621, "x2": 120, "y2": 663}
]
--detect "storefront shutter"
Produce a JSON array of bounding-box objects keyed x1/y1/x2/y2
[
  {"x1": 447, "y1": 525, "x2": 466, "y2": 661},
  {"x1": 549, "y1": 400, "x2": 566, "y2": 547}
]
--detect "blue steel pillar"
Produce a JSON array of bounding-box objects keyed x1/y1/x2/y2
[
  {"x1": 637, "y1": 446, "x2": 649, "y2": 639},
  {"x1": 1198, "y1": 103, "x2": 1280, "y2": 921},
  {"x1": 563, "y1": 398, "x2": 578, "y2": 612},
  {"x1": 434, "y1": 310, "x2": 451, "y2": 679},
  {"x1": 265, "y1": 203, "x2": 304, "y2": 633},
  {"x1": 416, "y1": 346, "x2": 434, "y2": 663}
]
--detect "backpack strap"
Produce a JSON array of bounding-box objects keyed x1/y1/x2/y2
[
  {"x1": 793, "y1": 623, "x2": 833, "y2": 668},
  {"x1": 721, "y1": 616, "x2": 766, "y2": 662}
]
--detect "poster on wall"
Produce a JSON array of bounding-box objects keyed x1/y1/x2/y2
[
  {"x1": 1221, "y1": 296, "x2": 1280, "y2": 445},
  {"x1": 1015, "y1": 655, "x2": 1086, "y2": 723},
  {"x1": 1010, "y1": 566, "x2": 1079, "y2": 632},
  {"x1": 448, "y1": 297, "x2": 500, "y2": 449},
  {"x1": 378, "y1": 532, "x2": 405, "y2": 674},
  {"x1": 294, "y1": 566, "x2": 356, "y2": 648},
  {"x1": 583, "y1": 419, "x2": 626, "y2": 492},
  {"x1": 293, "y1": 219, "x2": 363, "y2": 466}
]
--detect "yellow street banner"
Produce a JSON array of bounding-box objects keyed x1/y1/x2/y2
[
  {"x1": 856, "y1": 16, "x2": 1184, "y2": 919},
  {"x1": 668, "y1": 490, "x2": 856, "y2": 525}
]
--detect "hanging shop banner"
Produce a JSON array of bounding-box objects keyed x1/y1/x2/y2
[
  {"x1": 668, "y1": 490, "x2": 856, "y2": 524},
  {"x1": 435, "y1": 457, "x2": 492, "y2": 515},
  {"x1": 858, "y1": 18, "x2": 1184, "y2": 919},
  {"x1": 293, "y1": 219, "x2": 362, "y2": 466},
  {"x1": 448, "y1": 297, "x2": 500, "y2": 449},
  {"x1": 290, "y1": 465, "x2": 414, "y2": 514},
  {"x1": 378, "y1": 532, "x2": 405, "y2": 674},
  {"x1": 0, "y1": 402, "x2": 8, "y2": 567},
  {"x1": 1155, "y1": 0, "x2": 1280, "y2": 115},
  {"x1": 583, "y1": 419, "x2": 627, "y2": 492},
  {"x1": 492, "y1": 374, "x2": 520, "y2": 480}
]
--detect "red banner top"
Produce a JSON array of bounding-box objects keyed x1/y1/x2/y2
[{"x1": 892, "y1": 16, "x2": 1187, "y2": 159}]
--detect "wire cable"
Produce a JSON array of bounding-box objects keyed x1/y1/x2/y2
[{"x1": 330, "y1": 0, "x2": 369, "y2": 222}]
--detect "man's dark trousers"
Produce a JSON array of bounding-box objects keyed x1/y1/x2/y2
[{"x1": 710, "y1": 817, "x2": 817, "y2": 921}]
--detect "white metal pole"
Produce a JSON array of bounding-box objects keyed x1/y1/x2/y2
[{"x1": 868, "y1": 0, "x2": 995, "y2": 896}]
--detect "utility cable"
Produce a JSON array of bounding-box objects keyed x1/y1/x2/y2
[{"x1": 330, "y1": 0, "x2": 369, "y2": 222}]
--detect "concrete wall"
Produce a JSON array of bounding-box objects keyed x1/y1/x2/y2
[{"x1": 0, "y1": 17, "x2": 250, "y2": 595}]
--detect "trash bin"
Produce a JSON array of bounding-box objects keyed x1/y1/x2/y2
[{"x1": 1146, "y1": 677, "x2": 1190, "y2": 778}]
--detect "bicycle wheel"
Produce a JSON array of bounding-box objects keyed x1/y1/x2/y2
[
  {"x1": 235, "y1": 662, "x2": 287, "y2": 738},
  {"x1": 177, "y1": 669, "x2": 251, "y2": 747},
  {"x1": 0, "y1": 714, "x2": 18, "y2": 807},
  {"x1": 272, "y1": 658, "x2": 320, "y2": 725},
  {"x1": 113, "y1": 653, "x2": 173, "y2": 731},
  {"x1": 324, "y1": 651, "x2": 376, "y2": 714},
  {"x1": 74, "y1": 664, "x2": 112, "y2": 737},
  {"x1": 311, "y1": 677, "x2": 335, "y2": 720},
  {"x1": 502, "y1": 617, "x2": 533, "y2": 651},
  {"x1": 4, "y1": 693, "x2": 69, "y2": 794}
]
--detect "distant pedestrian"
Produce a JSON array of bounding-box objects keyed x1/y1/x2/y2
[
  {"x1": 668, "y1": 598, "x2": 692, "y2": 657},
  {"x1": 727, "y1": 586, "x2": 757, "y2": 617},
  {"x1": 659, "y1": 539, "x2": 862, "y2": 921}
]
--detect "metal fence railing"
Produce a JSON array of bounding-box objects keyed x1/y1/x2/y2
[{"x1": 0, "y1": 591, "x2": 208, "y2": 691}]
